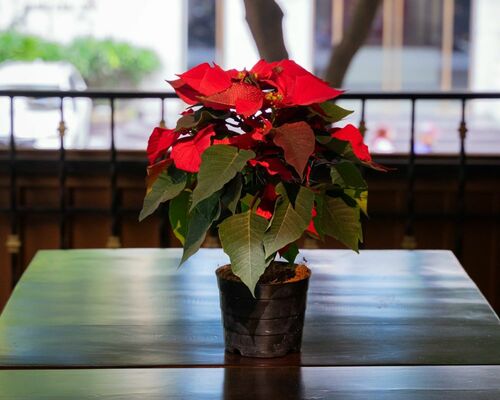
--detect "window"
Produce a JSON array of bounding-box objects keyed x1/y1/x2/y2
[
  {"x1": 452, "y1": 0, "x2": 471, "y2": 89},
  {"x1": 187, "y1": 0, "x2": 216, "y2": 68}
]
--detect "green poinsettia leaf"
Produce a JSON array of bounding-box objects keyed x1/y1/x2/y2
[
  {"x1": 343, "y1": 189, "x2": 368, "y2": 216},
  {"x1": 273, "y1": 121, "x2": 315, "y2": 177},
  {"x1": 263, "y1": 186, "x2": 314, "y2": 258},
  {"x1": 316, "y1": 136, "x2": 331, "y2": 145},
  {"x1": 191, "y1": 145, "x2": 255, "y2": 211},
  {"x1": 317, "y1": 136, "x2": 371, "y2": 167},
  {"x1": 316, "y1": 194, "x2": 362, "y2": 251},
  {"x1": 220, "y1": 173, "x2": 243, "y2": 214},
  {"x1": 330, "y1": 163, "x2": 368, "y2": 216},
  {"x1": 316, "y1": 135, "x2": 390, "y2": 172},
  {"x1": 319, "y1": 138, "x2": 386, "y2": 172},
  {"x1": 195, "y1": 109, "x2": 231, "y2": 124},
  {"x1": 176, "y1": 109, "x2": 230, "y2": 131},
  {"x1": 280, "y1": 242, "x2": 299, "y2": 265},
  {"x1": 274, "y1": 182, "x2": 287, "y2": 197},
  {"x1": 175, "y1": 114, "x2": 196, "y2": 131},
  {"x1": 168, "y1": 189, "x2": 192, "y2": 245},
  {"x1": 139, "y1": 168, "x2": 187, "y2": 221},
  {"x1": 311, "y1": 102, "x2": 353, "y2": 123},
  {"x1": 312, "y1": 191, "x2": 325, "y2": 240},
  {"x1": 180, "y1": 190, "x2": 221, "y2": 265},
  {"x1": 218, "y1": 210, "x2": 269, "y2": 296},
  {"x1": 239, "y1": 193, "x2": 255, "y2": 213},
  {"x1": 294, "y1": 185, "x2": 315, "y2": 222},
  {"x1": 319, "y1": 136, "x2": 359, "y2": 162},
  {"x1": 331, "y1": 162, "x2": 367, "y2": 190}
]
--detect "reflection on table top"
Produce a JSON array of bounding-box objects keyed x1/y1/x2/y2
[
  {"x1": 1, "y1": 366, "x2": 500, "y2": 399},
  {"x1": 1, "y1": 249, "x2": 498, "y2": 368}
]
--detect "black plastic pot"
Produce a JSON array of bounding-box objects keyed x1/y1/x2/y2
[{"x1": 216, "y1": 264, "x2": 311, "y2": 358}]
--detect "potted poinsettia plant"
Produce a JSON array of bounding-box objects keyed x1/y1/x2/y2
[{"x1": 140, "y1": 60, "x2": 382, "y2": 358}]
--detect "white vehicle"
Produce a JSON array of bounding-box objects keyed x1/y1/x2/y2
[{"x1": 0, "y1": 61, "x2": 92, "y2": 149}]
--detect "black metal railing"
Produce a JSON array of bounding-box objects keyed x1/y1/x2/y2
[{"x1": 2, "y1": 89, "x2": 500, "y2": 288}]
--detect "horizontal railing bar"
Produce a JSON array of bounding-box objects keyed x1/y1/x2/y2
[
  {"x1": 0, "y1": 90, "x2": 178, "y2": 99},
  {"x1": 0, "y1": 206, "x2": 497, "y2": 220},
  {"x1": 341, "y1": 92, "x2": 500, "y2": 100},
  {"x1": 2, "y1": 156, "x2": 500, "y2": 171},
  {"x1": 1, "y1": 90, "x2": 500, "y2": 100}
]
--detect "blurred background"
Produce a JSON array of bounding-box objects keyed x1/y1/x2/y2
[
  {"x1": 0, "y1": 0, "x2": 499, "y2": 153},
  {"x1": 0, "y1": 0, "x2": 499, "y2": 314}
]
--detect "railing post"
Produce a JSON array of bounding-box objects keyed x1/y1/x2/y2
[
  {"x1": 402, "y1": 98, "x2": 417, "y2": 250},
  {"x1": 6, "y1": 96, "x2": 21, "y2": 287},
  {"x1": 58, "y1": 97, "x2": 68, "y2": 249},
  {"x1": 454, "y1": 98, "x2": 468, "y2": 260},
  {"x1": 107, "y1": 97, "x2": 121, "y2": 249},
  {"x1": 158, "y1": 97, "x2": 170, "y2": 248},
  {"x1": 159, "y1": 97, "x2": 166, "y2": 129},
  {"x1": 359, "y1": 98, "x2": 367, "y2": 137},
  {"x1": 359, "y1": 97, "x2": 367, "y2": 250}
]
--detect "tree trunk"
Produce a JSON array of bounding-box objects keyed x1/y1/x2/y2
[
  {"x1": 243, "y1": 0, "x2": 289, "y2": 61},
  {"x1": 325, "y1": 0, "x2": 382, "y2": 87}
]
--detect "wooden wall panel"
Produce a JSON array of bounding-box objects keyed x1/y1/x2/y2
[
  {"x1": 0, "y1": 158, "x2": 499, "y2": 315},
  {"x1": 121, "y1": 215, "x2": 160, "y2": 248},
  {"x1": 21, "y1": 214, "x2": 60, "y2": 267},
  {"x1": 463, "y1": 219, "x2": 498, "y2": 307},
  {"x1": 72, "y1": 215, "x2": 110, "y2": 248}
]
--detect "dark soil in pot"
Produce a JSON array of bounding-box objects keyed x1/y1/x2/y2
[{"x1": 216, "y1": 262, "x2": 311, "y2": 358}]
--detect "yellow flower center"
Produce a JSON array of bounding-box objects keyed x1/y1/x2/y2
[{"x1": 265, "y1": 92, "x2": 283, "y2": 102}]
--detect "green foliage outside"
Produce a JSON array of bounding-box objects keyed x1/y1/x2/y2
[
  {"x1": 0, "y1": 31, "x2": 161, "y2": 88},
  {"x1": 0, "y1": 31, "x2": 64, "y2": 62}
]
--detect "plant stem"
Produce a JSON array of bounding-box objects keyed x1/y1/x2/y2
[{"x1": 249, "y1": 190, "x2": 261, "y2": 211}]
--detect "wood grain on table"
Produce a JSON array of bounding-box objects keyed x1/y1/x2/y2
[
  {"x1": 1, "y1": 366, "x2": 500, "y2": 399},
  {"x1": 0, "y1": 249, "x2": 498, "y2": 368}
]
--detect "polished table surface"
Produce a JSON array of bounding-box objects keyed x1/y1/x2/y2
[
  {"x1": 1, "y1": 366, "x2": 500, "y2": 399},
  {"x1": 0, "y1": 249, "x2": 499, "y2": 398}
]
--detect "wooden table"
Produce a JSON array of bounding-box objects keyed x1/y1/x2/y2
[{"x1": 1, "y1": 249, "x2": 499, "y2": 398}]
